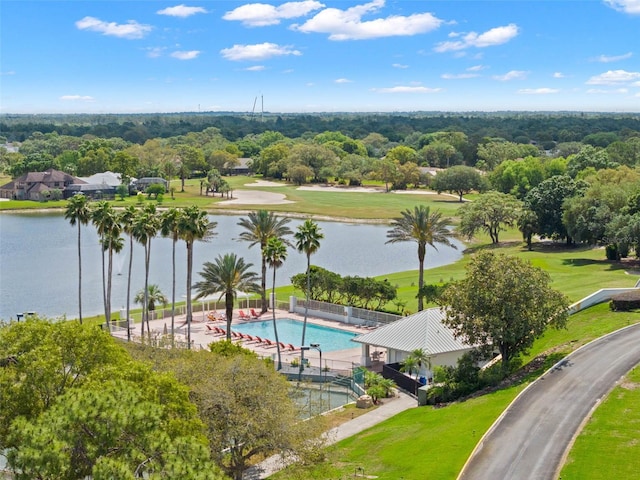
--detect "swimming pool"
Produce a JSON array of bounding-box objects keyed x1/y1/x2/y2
[{"x1": 232, "y1": 319, "x2": 357, "y2": 352}]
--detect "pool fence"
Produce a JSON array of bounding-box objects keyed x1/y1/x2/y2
[{"x1": 286, "y1": 297, "x2": 403, "y2": 327}]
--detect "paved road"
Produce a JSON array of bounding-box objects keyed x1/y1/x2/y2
[{"x1": 458, "y1": 323, "x2": 640, "y2": 480}]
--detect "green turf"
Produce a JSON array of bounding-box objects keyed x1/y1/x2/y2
[
  {"x1": 559, "y1": 365, "x2": 640, "y2": 480},
  {"x1": 272, "y1": 384, "x2": 525, "y2": 480}
]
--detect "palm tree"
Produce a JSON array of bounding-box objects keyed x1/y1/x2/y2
[
  {"x1": 294, "y1": 219, "x2": 323, "y2": 348},
  {"x1": 294, "y1": 219, "x2": 323, "y2": 378},
  {"x1": 134, "y1": 284, "x2": 168, "y2": 312},
  {"x1": 237, "y1": 210, "x2": 292, "y2": 314},
  {"x1": 160, "y1": 207, "x2": 181, "y2": 345},
  {"x1": 119, "y1": 205, "x2": 138, "y2": 342},
  {"x1": 193, "y1": 253, "x2": 260, "y2": 341},
  {"x1": 131, "y1": 204, "x2": 160, "y2": 338},
  {"x1": 64, "y1": 194, "x2": 90, "y2": 324},
  {"x1": 407, "y1": 348, "x2": 432, "y2": 377},
  {"x1": 178, "y1": 206, "x2": 216, "y2": 348},
  {"x1": 386, "y1": 205, "x2": 456, "y2": 311},
  {"x1": 91, "y1": 201, "x2": 120, "y2": 326},
  {"x1": 264, "y1": 237, "x2": 287, "y2": 370}
]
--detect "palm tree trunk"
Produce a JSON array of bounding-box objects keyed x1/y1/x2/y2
[
  {"x1": 171, "y1": 237, "x2": 176, "y2": 348},
  {"x1": 272, "y1": 267, "x2": 281, "y2": 370},
  {"x1": 126, "y1": 235, "x2": 133, "y2": 342},
  {"x1": 225, "y1": 292, "x2": 233, "y2": 341},
  {"x1": 145, "y1": 239, "x2": 152, "y2": 338},
  {"x1": 100, "y1": 237, "x2": 107, "y2": 323},
  {"x1": 106, "y1": 241, "x2": 113, "y2": 325},
  {"x1": 186, "y1": 242, "x2": 193, "y2": 349},
  {"x1": 418, "y1": 242, "x2": 425, "y2": 311},
  {"x1": 299, "y1": 254, "x2": 311, "y2": 380},
  {"x1": 261, "y1": 255, "x2": 268, "y2": 313},
  {"x1": 77, "y1": 223, "x2": 83, "y2": 324}
]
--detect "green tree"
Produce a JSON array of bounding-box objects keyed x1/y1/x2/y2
[
  {"x1": 458, "y1": 191, "x2": 523, "y2": 244},
  {"x1": 524, "y1": 175, "x2": 588, "y2": 243},
  {"x1": 91, "y1": 201, "x2": 121, "y2": 326},
  {"x1": 264, "y1": 236, "x2": 288, "y2": 370},
  {"x1": 441, "y1": 251, "x2": 570, "y2": 372},
  {"x1": 119, "y1": 205, "x2": 138, "y2": 341},
  {"x1": 194, "y1": 253, "x2": 260, "y2": 341},
  {"x1": 518, "y1": 209, "x2": 539, "y2": 251},
  {"x1": 386, "y1": 145, "x2": 418, "y2": 164},
  {"x1": 432, "y1": 165, "x2": 486, "y2": 201},
  {"x1": 134, "y1": 284, "x2": 168, "y2": 312},
  {"x1": 64, "y1": 194, "x2": 91, "y2": 324},
  {"x1": 131, "y1": 203, "x2": 160, "y2": 338},
  {"x1": 160, "y1": 207, "x2": 182, "y2": 344},
  {"x1": 178, "y1": 206, "x2": 217, "y2": 347},
  {"x1": 386, "y1": 206, "x2": 456, "y2": 311},
  {"x1": 0, "y1": 319, "x2": 221, "y2": 479},
  {"x1": 294, "y1": 219, "x2": 324, "y2": 352},
  {"x1": 237, "y1": 210, "x2": 292, "y2": 313}
]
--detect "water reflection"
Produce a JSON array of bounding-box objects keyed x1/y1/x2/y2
[{"x1": 0, "y1": 212, "x2": 463, "y2": 320}]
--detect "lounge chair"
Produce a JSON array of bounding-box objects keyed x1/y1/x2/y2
[
  {"x1": 238, "y1": 310, "x2": 250, "y2": 320},
  {"x1": 286, "y1": 343, "x2": 298, "y2": 351},
  {"x1": 263, "y1": 339, "x2": 276, "y2": 347},
  {"x1": 254, "y1": 336, "x2": 263, "y2": 343},
  {"x1": 278, "y1": 342, "x2": 287, "y2": 350},
  {"x1": 205, "y1": 325, "x2": 217, "y2": 334},
  {"x1": 250, "y1": 308, "x2": 262, "y2": 319}
]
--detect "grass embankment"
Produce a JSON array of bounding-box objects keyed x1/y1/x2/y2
[
  {"x1": 0, "y1": 176, "x2": 463, "y2": 220},
  {"x1": 273, "y1": 305, "x2": 639, "y2": 480},
  {"x1": 560, "y1": 365, "x2": 640, "y2": 480}
]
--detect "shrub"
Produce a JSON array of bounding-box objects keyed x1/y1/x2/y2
[{"x1": 609, "y1": 290, "x2": 640, "y2": 311}]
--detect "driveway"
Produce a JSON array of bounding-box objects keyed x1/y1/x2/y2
[{"x1": 458, "y1": 322, "x2": 640, "y2": 480}]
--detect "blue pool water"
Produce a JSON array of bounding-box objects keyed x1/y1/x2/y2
[{"x1": 232, "y1": 319, "x2": 357, "y2": 352}]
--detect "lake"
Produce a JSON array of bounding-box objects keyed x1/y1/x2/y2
[{"x1": 0, "y1": 212, "x2": 464, "y2": 320}]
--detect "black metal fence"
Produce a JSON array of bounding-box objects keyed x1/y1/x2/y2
[{"x1": 382, "y1": 362, "x2": 421, "y2": 397}]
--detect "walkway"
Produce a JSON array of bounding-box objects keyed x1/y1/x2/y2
[
  {"x1": 243, "y1": 391, "x2": 417, "y2": 479},
  {"x1": 458, "y1": 323, "x2": 640, "y2": 480}
]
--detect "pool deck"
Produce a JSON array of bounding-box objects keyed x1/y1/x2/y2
[{"x1": 110, "y1": 309, "x2": 367, "y2": 370}]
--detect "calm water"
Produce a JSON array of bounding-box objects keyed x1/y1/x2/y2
[
  {"x1": 232, "y1": 318, "x2": 357, "y2": 351},
  {"x1": 0, "y1": 212, "x2": 464, "y2": 320}
]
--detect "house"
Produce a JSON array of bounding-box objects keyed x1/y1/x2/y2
[
  {"x1": 227, "y1": 158, "x2": 252, "y2": 175},
  {"x1": 131, "y1": 177, "x2": 169, "y2": 192},
  {"x1": 0, "y1": 168, "x2": 85, "y2": 200},
  {"x1": 352, "y1": 307, "x2": 480, "y2": 378}
]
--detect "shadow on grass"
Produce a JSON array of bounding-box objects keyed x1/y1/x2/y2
[{"x1": 562, "y1": 258, "x2": 628, "y2": 271}]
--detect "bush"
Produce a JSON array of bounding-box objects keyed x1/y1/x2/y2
[
  {"x1": 605, "y1": 244, "x2": 619, "y2": 260},
  {"x1": 609, "y1": 290, "x2": 640, "y2": 311}
]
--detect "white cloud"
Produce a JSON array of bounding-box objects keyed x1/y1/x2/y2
[
  {"x1": 245, "y1": 65, "x2": 266, "y2": 71},
  {"x1": 372, "y1": 85, "x2": 442, "y2": 93},
  {"x1": 587, "y1": 88, "x2": 630, "y2": 94},
  {"x1": 170, "y1": 50, "x2": 201, "y2": 60},
  {"x1": 434, "y1": 24, "x2": 518, "y2": 52},
  {"x1": 157, "y1": 4, "x2": 208, "y2": 18},
  {"x1": 224, "y1": 1, "x2": 324, "y2": 27},
  {"x1": 591, "y1": 52, "x2": 633, "y2": 63},
  {"x1": 146, "y1": 47, "x2": 165, "y2": 58},
  {"x1": 335, "y1": 78, "x2": 352, "y2": 83},
  {"x1": 517, "y1": 88, "x2": 560, "y2": 94},
  {"x1": 441, "y1": 73, "x2": 479, "y2": 79},
  {"x1": 292, "y1": 0, "x2": 443, "y2": 40},
  {"x1": 604, "y1": 0, "x2": 640, "y2": 15},
  {"x1": 75, "y1": 16, "x2": 152, "y2": 39},
  {"x1": 220, "y1": 42, "x2": 302, "y2": 61},
  {"x1": 392, "y1": 63, "x2": 409, "y2": 69},
  {"x1": 0, "y1": 70, "x2": 16, "y2": 76},
  {"x1": 467, "y1": 64, "x2": 486, "y2": 72},
  {"x1": 553, "y1": 72, "x2": 565, "y2": 78},
  {"x1": 60, "y1": 95, "x2": 95, "y2": 102},
  {"x1": 586, "y1": 69, "x2": 640, "y2": 85},
  {"x1": 493, "y1": 70, "x2": 528, "y2": 81}
]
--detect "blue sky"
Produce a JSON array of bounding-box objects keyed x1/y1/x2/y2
[{"x1": 2, "y1": 0, "x2": 639, "y2": 114}]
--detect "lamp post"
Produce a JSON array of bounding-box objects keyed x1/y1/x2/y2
[{"x1": 301, "y1": 343, "x2": 323, "y2": 409}]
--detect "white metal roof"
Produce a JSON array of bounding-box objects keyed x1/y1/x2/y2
[{"x1": 351, "y1": 307, "x2": 474, "y2": 355}]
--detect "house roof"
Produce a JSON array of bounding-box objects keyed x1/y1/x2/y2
[
  {"x1": 79, "y1": 171, "x2": 122, "y2": 186},
  {"x1": 20, "y1": 168, "x2": 85, "y2": 185},
  {"x1": 352, "y1": 307, "x2": 474, "y2": 355}
]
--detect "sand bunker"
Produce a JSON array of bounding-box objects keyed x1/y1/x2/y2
[
  {"x1": 297, "y1": 185, "x2": 383, "y2": 193},
  {"x1": 218, "y1": 189, "x2": 294, "y2": 205}
]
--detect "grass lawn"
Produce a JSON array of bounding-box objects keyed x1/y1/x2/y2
[
  {"x1": 273, "y1": 385, "x2": 525, "y2": 480},
  {"x1": 560, "y1": 364, "x2": 640, "y2": 480},
  {"x1": 272, "y1": 304, "x2": 640, "y2": 480}
]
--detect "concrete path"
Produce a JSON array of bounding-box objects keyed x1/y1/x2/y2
[
  {"x1": 243, "y1": 391, "x2": 417, "y2": 479},
  {"x1": 458, "y1": 323, "x2": 640, "y2": 480}
]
